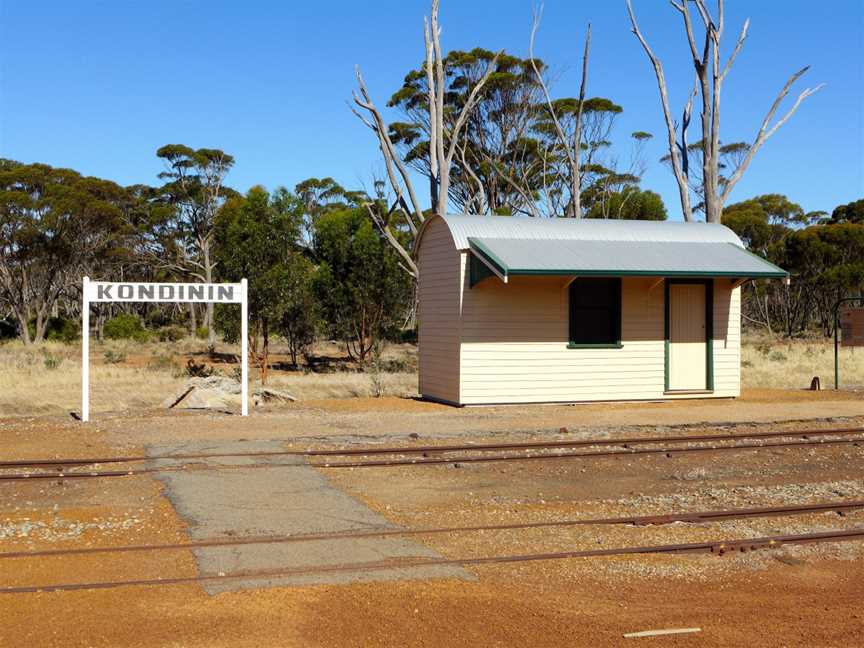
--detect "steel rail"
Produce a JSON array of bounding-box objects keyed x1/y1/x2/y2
[
  {"x1": 317, "y1": 437, "x2": 863, "y2": 468},
  {"x1": 1, "y1": 500, "x2": 861, "y2": 561},
  {"x1": 1, "y1": 426, "x2": 862, "y2": 470},
  {"x1": 1, "y1": 436, "x2": 862, "y2": 481},
  {"x1": 2, "y1": 528, "x2": 862, "y2": 594}
]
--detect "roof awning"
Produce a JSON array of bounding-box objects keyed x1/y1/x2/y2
[{"x1": 468, "y1": 237, "x2": 788, "y2": 285}]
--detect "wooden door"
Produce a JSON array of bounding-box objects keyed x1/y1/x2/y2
[{"x1": 668, "y1": 283, "x2": 707, "y2": 391}]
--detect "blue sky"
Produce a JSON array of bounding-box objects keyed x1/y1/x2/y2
[{"x1": 1, "y1": 1, "x2": 862, "y2": 219}]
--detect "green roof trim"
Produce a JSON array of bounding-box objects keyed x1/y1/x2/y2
[
  {"x1": 468, "y1": 237, "x2": 509, "y2": 279},
  {"x1": 467, "y1": 237, "x2": 789, "y2": 281}
]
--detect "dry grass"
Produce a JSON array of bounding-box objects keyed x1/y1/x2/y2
[
  {"x1": 266, "y1": 372, "x2": 417, "y2": 400},
  {"x1": 0, "y1": 339, "x2": 419, "y2": 417},
  {"x1": 0, "y1": 340, "x2": 186, "y2": 416},
  {"x1": 1, "y1": 332, "x2": 860, "y2": 417},
  {"x1": 742, "y1": 334, "x2": 864, "y2": 390}
]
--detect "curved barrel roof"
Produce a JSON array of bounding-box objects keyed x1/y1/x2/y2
[
  {"x1": 416, "y1": 214, "x2": 787, "y2": 281},
  {"x1": 433, "y1": 214, "x2": 744, "y2": 250}
]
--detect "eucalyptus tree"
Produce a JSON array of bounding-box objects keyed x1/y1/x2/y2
[
  {"x1": 0, "y1": 161, "x2": 128, "y2": 343},
  {"x1": 293, "y1": 177, "x2": 366, "y2": 250},
  {"x1": 155, "y1": 144, "x2": 235, "y2": 346},
  {"x1": 214, "y1": 186, "x2": 312, "y2": 383},
  {"x1": 525, "y1": 3, "x2": 591, "y2": 218},
  {"x1": 382, "y1": 3, "x2": 648, "y2": 222},
  {"x1": 721, "y1": 194, "x2": 855, "y2": 336},
  {"x1": 351, "y1": 0, "x2": 499, "y2": 277},
  {"x1": 387, "y1": 47, "x2": 542, "y2": 216},
  {"x1": 586, "y1": 187, "x2": 667, "y2": 221},
  {"x1": 312, "y1": 208, "x2": 412, "y2": 362},
  {"x1": 626, "y1": 0, "x2": 823, "y2": 223},
  {"x1": 827, "y1": 199, "x2": 864, "y2": 225}
]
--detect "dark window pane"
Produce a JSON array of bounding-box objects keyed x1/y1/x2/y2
[{"x1": 569, "y1": 278, "x2": 621, "y2": 345}]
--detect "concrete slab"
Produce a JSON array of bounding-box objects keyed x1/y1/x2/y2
[{"x1": 148, "y1": 440, "x2": 469, "y2": 593}]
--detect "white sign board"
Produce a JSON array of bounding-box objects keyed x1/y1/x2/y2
[
  {"x1": 81, "y1": 277, "x2": 248, "y2": 421},
  {"x1": 85, "y1": 281, "x2": 243, "y2": 304}
]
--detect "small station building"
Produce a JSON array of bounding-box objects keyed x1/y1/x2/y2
[{"x1": 415, "y1": 215, "x2": 787, "y2": 406}]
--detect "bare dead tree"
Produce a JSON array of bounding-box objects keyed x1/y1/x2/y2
[
  {"x1": 626, "y1": 0, "x2": 823, "y2": 223},
  {"x1": 529, "y1": 3, "x2": 591, "y2": 218},
  {"x1": 351, "y1": 0, "x2": 499, "y2": 277}
]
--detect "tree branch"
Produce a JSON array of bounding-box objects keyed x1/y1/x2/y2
[
  {"x1": 364, "y1": 203, "x2": 418, "y2": 278},
  {"x1": 440, "y1": 49, "x2": 501, "y2": 215},
  {"x1": 721, "y1": 67, "x2": 824, "y2": 202},
  {"x1": 626, "y1": 0, "x2": 694, "y2": 221},
  {"x1": 720, "y1": 17, "x2": 749, "y2": 82},
  {"x1": 352, "y1": 66, "x2": 426, "y2": 230}
]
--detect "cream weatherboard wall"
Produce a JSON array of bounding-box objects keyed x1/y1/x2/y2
[
  {"x1": 455, "y1": 254, "x2": 741, "y2": 405},
  {"x1": 416, "y1": 215, "x2": 747, "y2": 406},
  {"x1": 417, "y1": 218, "x2": 462, "y2": 403}
]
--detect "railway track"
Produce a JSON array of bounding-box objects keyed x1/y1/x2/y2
[
  {"x1": 0, "y1": 426, "x2": 861, "y2": 481},
  {"x1": 3, "y1": 425, "x2": 862, "y2": 469},
  {"x1": 0, "y1": 500, "x2": 861, "y2": 561},
  {"x1": 3, "y1": 427, "x2": 863, "y2": 595},
  {"x1": 2, "y1": 527, "x2": 862, "y2": 594}
]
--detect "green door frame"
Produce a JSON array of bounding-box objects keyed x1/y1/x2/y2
[{"x1": 664, "y1": 278, "x2": 714, "y2": 392}]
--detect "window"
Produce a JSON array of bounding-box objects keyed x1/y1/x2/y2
[{"x1": 568, "y1": 278, "x2": 622, "y2": 348}]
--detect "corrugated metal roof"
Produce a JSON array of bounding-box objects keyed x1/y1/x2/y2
[
  {"x1": 469, "y1": 238, "x2": 788, "y2": 279},
  {"x1": 439, "y1": 214, "x2": 744, "y2": 250}
]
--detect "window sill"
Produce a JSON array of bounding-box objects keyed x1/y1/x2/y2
[{"x1": 566, "y1": 342, "x2": 623, "y2": 349}]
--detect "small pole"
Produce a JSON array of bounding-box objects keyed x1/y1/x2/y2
[
  {"x1": 835, "y1": 302, "x2": 840, "y2": 390},
  {"x1": 241, "y1": 278, "x2": 248, "y2": 416},
  {"x1": 82, "y1": 276, "x2": 90, "y2": 422}
]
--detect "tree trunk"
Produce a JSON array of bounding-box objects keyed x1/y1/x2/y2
[
  {"x1": 189, "y1": 302, "x2": 197, "y2": 336},
  {"x1": 288, "y1": 331, "x2": 298, "y2": 368},
  {"x1": 202, "y1": 240, "x2": 216, "y2": 349},
  {"x1": 33, "y1": 307, "x2": 49, "y2": 344},
  {"x1": 261, "y1": 324, "x2": 269, "y2": 385},
  {"x1": 14, "y1": 308, "x2": 31, "y2": 345}
]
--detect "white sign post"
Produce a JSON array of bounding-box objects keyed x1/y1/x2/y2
[{"x1": 81, "y1": 277, "x2": 248, "y2": 421}]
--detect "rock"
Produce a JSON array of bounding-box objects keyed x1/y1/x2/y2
[
  {"x1": 162, "y1": 376, "x2": 242, "y2": 410},
  {"x1": 163, "y1": 377, "x2": 296, "y2": 410},
  {"x1": 252, "y1": 386, "x2": 297, "y2": 405},
  {"x1": 190, "y1": 376, "x2": 243, "y2": 394}
]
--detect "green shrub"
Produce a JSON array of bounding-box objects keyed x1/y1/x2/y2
[
  {"x1": 0, "y1": 318, "x2": 17, "y2": 341},
  {"x1": 41, "y1": 349, "x2": 62, "y2": 370},
  {"x1": 195, "y1": 326, "x2": 209, "y2": 340},
  {"x1": 26, "y1": 317, "x2": 79, "y2": 343},
  {"x1": 50, "y1": 318, "x2": 79, "y2": 343},
  {"x1": 104, "y1": 314, "x2": 149, "y2": 341},
  {"x1": 103, "y1": 349, "x2": 127, "y2": 364},
  {"x1": 769, "y1": 351, "x2": 787, "y2": 362},
  {"x1": 158, "y1": 325, "x2": 186, "y2": 342},
  {"x1": 380, "y1": 357, "x2": 413, "y2": 373},
  {"x1": 144, "y1": 309, "x2": 172, "y2": 329},
  {"x1": 397, "y1": 328, "x2": 418, "y2": 344}
]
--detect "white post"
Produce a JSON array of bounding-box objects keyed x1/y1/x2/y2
[
  {"x1": 241, "y1": 277, "x2": 248, "y2": 416},
  {"x1": 81, "y1": 276, "x2": 90, "y2": 422}
]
